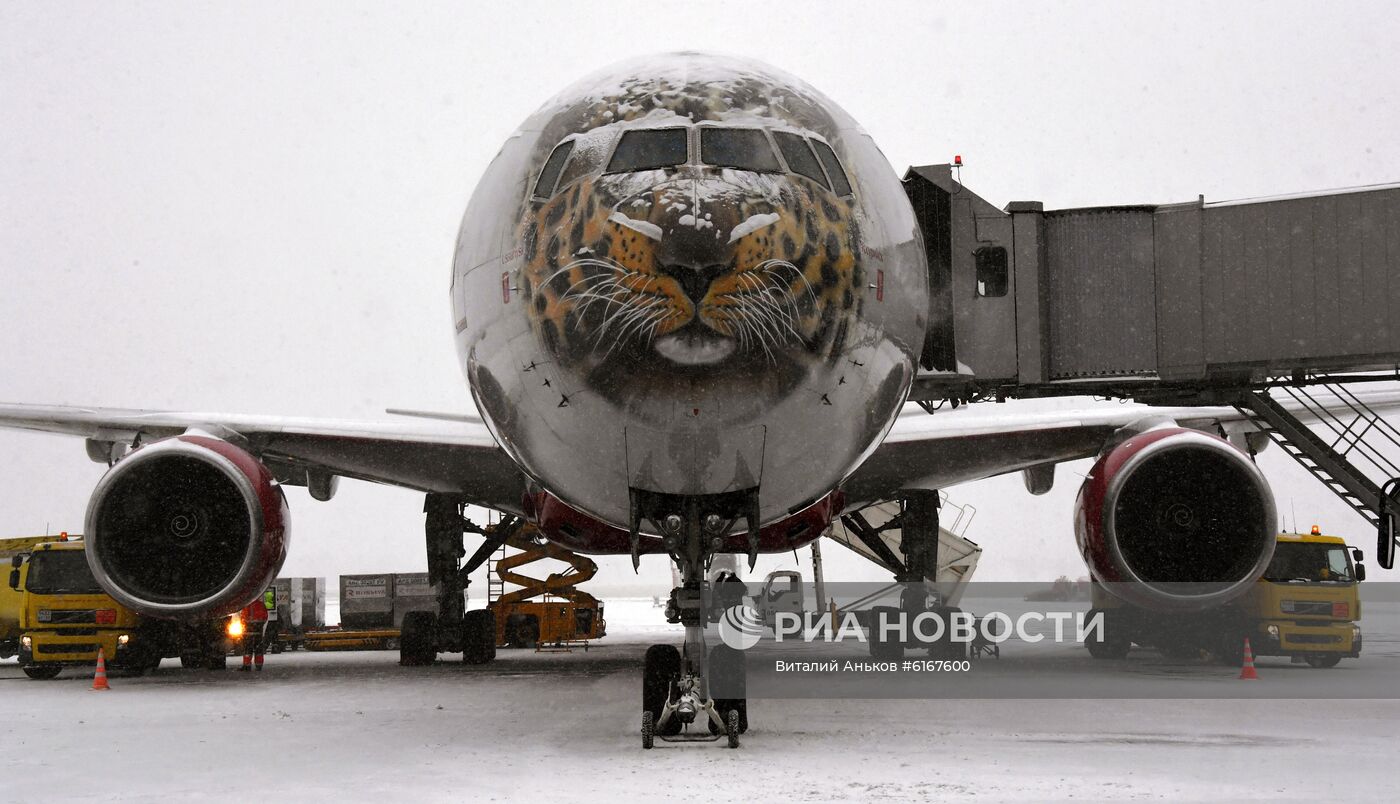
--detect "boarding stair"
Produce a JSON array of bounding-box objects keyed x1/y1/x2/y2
[
  {"x1": 826, "y1": 491, "x2": 982, "y2": 606},
  {"x1": 1235, "y1": 381, "x2": 1400, "y2": 566}
]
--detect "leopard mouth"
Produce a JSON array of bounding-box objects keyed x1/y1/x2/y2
[{"x1": 653, "y1": 328, "x2": 736, "y2": 365}]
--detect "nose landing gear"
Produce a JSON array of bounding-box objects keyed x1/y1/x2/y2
[{"x1": 633, "y1": 491, "x2": 754, "y2": 749}]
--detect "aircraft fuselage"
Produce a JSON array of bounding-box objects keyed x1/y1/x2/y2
[{"x1": 452, "y1": 54, "x2": 928, "y2": 553}]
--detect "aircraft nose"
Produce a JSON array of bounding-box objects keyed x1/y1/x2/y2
[{"x1": 658, "y1": 262, "x2": 728, "y2": 305}]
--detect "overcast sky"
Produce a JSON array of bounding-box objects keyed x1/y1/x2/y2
[{"x1": 3, "y1": 2, "x2": 1399, "y2": 596}]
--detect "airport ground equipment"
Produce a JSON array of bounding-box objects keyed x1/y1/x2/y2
[
  {"x1": 487, "y1": 526, "x2": 605, "y2": 650},
  {"x1": 828, "y1": 492, "x2": 982, "y2": 607},
  {"x1": 752, "y1": 570, "x2": 804, "y2": 629},
  {"x1": 268, "y1": 576, "x2": 326, "y2": 650},
  {"x1": 1086, "y1": 528, "x2": 1365, "y2": 666},
  {"x1": 903, "y1": 167, "x2": 1400, "y2": 566},
  {"x1": 1, "y1": 535, "x2": 61, "y2": 659},
  {"x1": 8, "y1": 536, "x2": 231, "y2": 678}
]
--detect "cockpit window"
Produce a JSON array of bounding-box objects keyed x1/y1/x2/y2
[
  {"x1": 810, "y1": 139, "x2": 853, "y2": 197},
  {"x1": 699, "y1": 128, "x2": 781, "y2": 173},
  {"x1": 533, "y1": 141, "x2": 575, "y2": 199},
  {"x1": 606, "y1": 128, "x2": 688, "y2": 173},
  {"x1": 772, "y1": 131, "x2": 829, "y2": 189}
]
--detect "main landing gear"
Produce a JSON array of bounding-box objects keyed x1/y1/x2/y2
[
  {"x1": 633, "y1": 491, "x2": 754, "y2": 749},
  {"x1": 401, "y1": 494, "x2": 517, "y2": 667}
]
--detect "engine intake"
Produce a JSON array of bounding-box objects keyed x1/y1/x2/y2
[
  {"x1": 1076, "y1": 425, "x2": 1276, "y2": 611},
  {"x1": 84, "y1": 435, "x2": 289, "y2": 619}
]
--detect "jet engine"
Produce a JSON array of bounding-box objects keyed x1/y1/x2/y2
[
  {"x1": 1075, "y1": 425, "x2": 1276, "y2": 611},
  {"x1": 83, "y1": 435, "x2": 289, "y2": 619}
]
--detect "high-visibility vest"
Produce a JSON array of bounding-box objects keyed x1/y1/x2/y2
[{"x1": 243, "y1": 599, "x2": 269, "y2": 624}]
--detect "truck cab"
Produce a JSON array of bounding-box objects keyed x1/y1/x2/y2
[
  {"x1": 1248, "y1": 529, "x2": 1364, "y2": 667},
  {"x1": 1088, "y1": 527, "x2": 1365, "y2": 667},
  {"x1": 7, "y1": 536, "x2": 150, "y2": 679},
  {"x1": 7, "y1": 536, "x2": 235, "y2": 679}
]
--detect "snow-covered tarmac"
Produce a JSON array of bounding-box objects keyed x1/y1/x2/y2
[{"x1": 2, "y1": 600, "x2": 1395, "y2": 803}]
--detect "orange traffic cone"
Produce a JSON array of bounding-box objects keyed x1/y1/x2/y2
[
  {"x1": 1238, "y1": 637, "x2": 1259, "y2": 680},
  {"x1": 92, "y1": 647, "x2": 111, "y2": 691}
]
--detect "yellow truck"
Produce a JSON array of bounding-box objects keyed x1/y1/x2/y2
[
  {"x1": 1, "y1": 535, "x2": 59, "y2": 660},
  {"x1": 6, "y1": 535, "x2": 233, "y2": 679},
  {"x1": 1089, "y1": 528, "x2": 1364, "y2": 667}
]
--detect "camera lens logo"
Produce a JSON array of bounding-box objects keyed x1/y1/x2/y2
[{"x1": 718, "y1": 605, "x2": 765, "y2": 650}]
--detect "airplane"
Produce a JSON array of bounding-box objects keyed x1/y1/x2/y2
[{"x1": 0, "y1": 52, "x2": 1385, "y2": 744}]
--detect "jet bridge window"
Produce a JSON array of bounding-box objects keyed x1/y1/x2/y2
[
  {"x1": 772, "y1": 131, "x2": 829, "y2": 189},
  {"x1": 699, "y1": 128, "x2": 781, "y2": 173},
  {"x1": 810, "y1": 139, "x2": 853, "y2": 197},
  {"x1": 606, "y1": 128, "x2": 688, "y2": 173},
  {"x1": 532, "y1": 140, "x2": 575, "y2": 199},
  {"x1": 975, "y1": 246, "x2": 1009, "y2": 297}
]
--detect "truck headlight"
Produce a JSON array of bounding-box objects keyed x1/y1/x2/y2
[
  {"x1": 20, "y1": 635, "x2": 31, "y2": 649},
  {"x1": 227, "y1": 616, "x2": 244, "y2": 638},
  {"x1": 1265, "y1": 624, "x2": 1280, "y2": 638},
  {"x1": 117, "y1": 634, "x2": 130, "y2": 646}
]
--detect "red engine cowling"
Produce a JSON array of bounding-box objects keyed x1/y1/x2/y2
[
  {"x1": 83, "y1": 435, "x2": 289, "y2": 619},
  {"x1": 1075, "y1": 425, "x2": 1276, "y2": 611}
]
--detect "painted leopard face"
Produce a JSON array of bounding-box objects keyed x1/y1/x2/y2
[{"x1": 519, "y1": 169, "x2": 862, "y2": 384}]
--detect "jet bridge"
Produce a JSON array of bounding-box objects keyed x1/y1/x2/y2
[
  {"x1": 902, "y1": 166, "x2": 1400, "y2": 566},
  {"x1": 906, "y1": 165, "x2": 1400, "y2": 395}
]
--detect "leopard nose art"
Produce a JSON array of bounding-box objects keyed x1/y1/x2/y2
[{"x1": 659, "y1": 263, "x2": 727, "y2": 305}]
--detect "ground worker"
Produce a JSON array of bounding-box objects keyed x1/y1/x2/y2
[
  {"x1": 239, "y1": 596, "x2": 269, "y2": 672},
  {"x1": 263, "y1": 586, "x2": 279, "y2": 650}
]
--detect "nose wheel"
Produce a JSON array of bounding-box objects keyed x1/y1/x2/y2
[
  {"x1": 641, "y1": 640, "x2": 744, "y2": 749},
  {"x1": 631, "y1": 488, "x2": 757, "y2": 748}
]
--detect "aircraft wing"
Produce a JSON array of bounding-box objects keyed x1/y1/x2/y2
[
  {"x1": 0, "y1": 402, "x2": 527, "y2": 512},
  {"x1": 842, "y1": 388, "x2": 1400, "y2": 507}
]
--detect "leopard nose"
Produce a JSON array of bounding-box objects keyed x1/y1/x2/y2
[{"x1": 659, "y1": 263, "x2": 728, "y2": 305}]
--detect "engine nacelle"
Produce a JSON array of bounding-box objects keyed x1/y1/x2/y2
[
  {"x1": 1075, "y1": 425, "x2": 1276, "y2": 611},
  {"x1": 84, "y1": 435, "x2": 289, "y2": 619}
]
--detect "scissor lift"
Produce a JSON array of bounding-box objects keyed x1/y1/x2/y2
[{"x1": 487, "y1": 524, "x2": 606, "y2": 651}]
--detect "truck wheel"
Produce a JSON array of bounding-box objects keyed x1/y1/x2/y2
[
  {"x1": 1085, "y1": 609, "x2": 1130, "y2": 659},
  {"x1": 1304, "y1": 654, "x2": 1343, "y2": 668},
  {"x1": 869, "y1": 606, "x2": 904, "y2": 662},
  {"x1": 462, "y1": 609, "x2": 496, "y2": 665},
  {"x1": 23, "y1": 665, "x2": 61, "y2": 680},
  {"x1": 206, "y1": 653, "x2": 227, "y2": 671},
  {"x1": 400, "y1": 611, "x2": 438, "y2": 666},
  {"x1": 1213, "y1": 633, "x2": 1245, "y2": 666}
]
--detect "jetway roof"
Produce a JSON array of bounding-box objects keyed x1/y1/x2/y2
[{"x1": 904, "y1": 165, "x2": 1400, "y2": 400}]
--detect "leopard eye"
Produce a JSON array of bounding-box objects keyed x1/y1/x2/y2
[{"x1": 608, "y1": 210, "x2": 663, "y2": 241}]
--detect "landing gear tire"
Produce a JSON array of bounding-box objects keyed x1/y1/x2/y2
[
  {"x1": 641, "y1": 710, "x2": 655, "y2": 750},
  {"x1": 23, "y1": 664, "x2": 61, "y2": 680},
  {"x1": 869, "y1": 606, "x2": 904, "y2": 662},
  {"x1": 462, "y1": 609, "x2": 496, "y2": 665},
  {"x1": 708, "y1": 643, "x2": 748, "y2": 734},
  {"x1": 1304, "y1": 653, "x2": 1343, "y2": 668},
  {"x1": 400, "y1": 611, "x2": 438, "y2": 666},
  {"x1": 643, "y1": 644, "x2": 682, "y2": 737},
  {"x1": 725, "y1": 709, "x2": 741, "y2": 749},
  {"x1": 1084, "y1": 609, "x2": 1130, "y2": 660}
]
